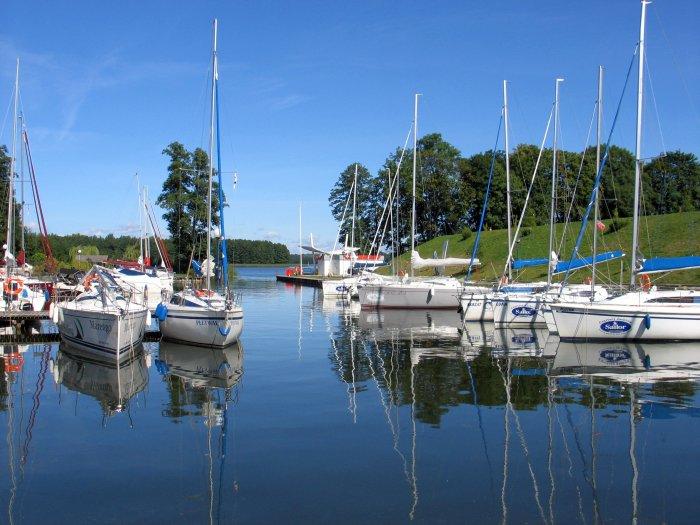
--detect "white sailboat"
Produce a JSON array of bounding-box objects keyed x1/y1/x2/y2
[
  {"x1": 157, "y1": 19, "x2": 244, "y2": 348},
  {"x1": 550, "y1": 1, "x2": 700, "y2": 341},
  {"x1": 358, "y1": 94, "x2": 475, "y2": 309},
  {"x1": 55, "y1": 266, "x2": 148, "y2": 358}
]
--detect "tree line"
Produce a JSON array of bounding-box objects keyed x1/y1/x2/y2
[{"x1": 330, "y1": 133, "x2": 700, "y2": 252}]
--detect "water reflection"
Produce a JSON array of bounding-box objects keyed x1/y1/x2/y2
[
  {"x1": 315, "y1": 294, "x2": 700, "y2": 523},
  {"x1": 53, "y1": 344, "x2": 148, "y2": 418},
  {"x1": 156, "y1": 342, "x2": 244, "y2": 524}
]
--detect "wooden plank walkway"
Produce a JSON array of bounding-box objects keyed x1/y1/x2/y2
[
  {"x1": 0, "y1": 310, "x2": 50, "y2": 321},
  {"x1": 275, "y1": 274, "x2": 341, "y2": 287}
]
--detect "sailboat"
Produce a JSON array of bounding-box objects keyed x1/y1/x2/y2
[
  {"x1": 157, "y1": 19, "x2": 244, "y2": 347},
  {"x1": 55, "y1": 266, "x2": 148, "y2": 358},
  {"x1": 550, "y1": 0, "x2": 700, "y2": 341},
  {"x1": 1, "y1": 59, "x2": 50, "y2": 312},
  {"x1": 358, "y1": 94, "x2": 476, "y2": 309},
  {"x1": 491, "y1": 76, "x2": 613, "y2": 327}
]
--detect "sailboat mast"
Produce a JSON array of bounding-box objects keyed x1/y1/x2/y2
[
  {"x1": 298, "y1": 202, "x2": 302, "y2": 271},
  {"x1": 19, "y1": 113, "x2": 24, "y2": 253},
  {"x1": 410, "y1": 93, "x2": 419, "y2": 278},
  {"x1": 592, "y1": 66, "x2": 603, "y2": 296},
  {"x1": 547, "y1": 78, "x2": 564, "y2": 287},
  {"x1": 6, "y1": 58, "x2": 19, "y2": 257},
  {"x1": 503, "y1": 80, "x2": 512, "y2": 281},
  {"x1": 351, "y1": 163, "x2": 357, "y2": 249},
  {"x1": 630, "y1": 0, "x2": 649, "y2": 287},
  {"x1": 205, "y1": 19, "x2": 218, "y2": 292}
]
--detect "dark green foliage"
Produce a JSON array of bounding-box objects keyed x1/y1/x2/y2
[
  {"x1": 605, "y1": 218, "x2": 628, "y2": 235},
  {"x1": 157, "y1": 142, "x2": 220, "y2": 273},
  {"x1": 460, "y1": 227, "x2": 472, "y2": 241},
  {"x1": 330, "y1": 136, "x2": 700, "y2": 251},
  {"x1": 521, "y1": 227, "x2": 532, "y2": 237},
  {"x1": 227, "y1": 239, "x2": 290, "y2": 264}
]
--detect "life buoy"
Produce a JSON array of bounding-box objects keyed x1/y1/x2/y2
[
  {"x1": 4, "y1": 277, "x2": 23, "y2": 297},
  {"x1": 82, "y1": 274, "x2": 98, "y2": 290},
  {"x1": 3, "y1": 353, "x2": 24, "y2": 372},
  {"x1": 195, "y1": 289, "x2": 216, "y2": 298},
  {"x1": 639, "y1": 273, "x2": 652, "y2": 292},
  {"x1": 585, "y1": 276, "x2": 592, "y2": 285}
]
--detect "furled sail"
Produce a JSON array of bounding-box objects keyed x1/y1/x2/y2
[
  {"x1": 553, "y1": 250, "x2": 624, "y2": 274},
  {"x1": 511, "y1": 257, "x2": 548, "y2": 270},
  {"x1": 411, "y1": 250, "x2": 479, "y2": 270},
  {"x1": 639, "y1": 256, "x2": 700, "y2": 274}
]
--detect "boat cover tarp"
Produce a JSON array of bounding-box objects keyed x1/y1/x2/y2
[
  {"x1": 553, "y1": 250, "x2": 624, "y2": 274},
  {"x1": 512, "y1": 257, "x2": 548, "y2": 270},
  {"x1": 639, "y1": 256, "x2": 700, "y2": 274}
]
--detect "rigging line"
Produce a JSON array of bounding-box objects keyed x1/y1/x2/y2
[
  {"x1": 644, "y1": 57, "x2": 667, "y2": 155},
  {"x1": 556, "y1": 100, "x2": 597, "y2": 257},
  {"x1": 652, "y1": 7, "x2": 700, "y2": 124},
  {"x1": 0, "y1": 84, "x2": 15, "y2": 142},
  {"x1": 465, "y1": 360, "x2": 496, "y2": 503},
  {"x1": 547, "y1": 377, "x2": 555, "y2": 525},
  {"x1": 20, "y1": 346, "x2": 51, "y2": 467}
]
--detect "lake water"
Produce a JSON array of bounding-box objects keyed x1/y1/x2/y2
[{"x1": 2, "y1": 266, "x2": 700, "y2": 523}]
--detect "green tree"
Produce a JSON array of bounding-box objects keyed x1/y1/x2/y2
[{"x1": 328, "y1": 163, "x2": 374, "y2": 249}]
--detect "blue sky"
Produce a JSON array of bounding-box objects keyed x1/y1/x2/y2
[{"x1": 2, "y1": 0, "x2": 698, "y2": 251}]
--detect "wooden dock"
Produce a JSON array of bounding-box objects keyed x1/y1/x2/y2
[
  {"x1": 0, "y1": 330, "x2": 163, "y2": 345},
  {"x1": 275, "y1": 274, "x2": 341, "y2": 287},
  {"x1": 0, "y1": 310, "x2": 50, "y2": 322}
]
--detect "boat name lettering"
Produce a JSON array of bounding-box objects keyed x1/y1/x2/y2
[
  {"x1": 512, "y1": 306, "x2": 537, "y2": 317},
  {"x1": 599, "y1": 348, "x2": 631, "y2": 364},
  {"x1": 599, "y1": 319, "x2": 632, "y2": 334},
  {"x1": 196, "y1": 320, "x2": 220, "y2": 326},
  {"x1": 89, "y1": 320, "x2": 112, "y2": 334}
]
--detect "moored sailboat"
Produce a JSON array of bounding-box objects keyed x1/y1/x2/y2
[{"x1": 157, "y1": 19, "x2": 244, "y2": 347}]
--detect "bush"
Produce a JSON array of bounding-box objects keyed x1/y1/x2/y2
[
  {"x1": 521, "y1": 227, "x2": 532, "y2": 238},
  {"x1": 461, "y1": 227, "x2": 473, "y2": 241}
]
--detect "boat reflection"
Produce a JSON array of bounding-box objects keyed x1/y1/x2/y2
[
  {"x1": 158, "y1": 341, "x2": 244, "y2": 389},
  {"x1": 53, "y1": 343, "x2": 148, "y2": 416}
]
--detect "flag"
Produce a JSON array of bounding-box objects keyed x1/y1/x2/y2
[{"x1": 595, "y1": 220, "x2": 607, "y2": 232}]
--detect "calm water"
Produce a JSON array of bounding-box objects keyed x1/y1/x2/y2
[{"x1": 1, "y1": 266, "x2": 700, "y2": 524}]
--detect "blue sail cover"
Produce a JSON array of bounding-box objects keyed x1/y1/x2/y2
[
  {"x1": 512, "y1": 257, "x2": 549, "y2": 270},
  {"x1": 639, "y1": 256, "x2": 700, "y2": 274},
  {"x1": 553, "y1": 250, "x2": 624, "y2": 274}
]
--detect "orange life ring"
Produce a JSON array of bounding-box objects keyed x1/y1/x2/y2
[
  {"x1": 639, "y1": 273, "x2": 652, "y2": 292},
  {"x1": 4, "y1": 277, "x2": 23, "y2": 297},
  {"x1": 82, "y1": 274, "x2": 98, "y2": 289},
  {"x1": 195, "y1": 289, "x2": 215, "y2": 298},
  {"x1": 3, "y1": 353, "x2": 24, "y2": 372}
]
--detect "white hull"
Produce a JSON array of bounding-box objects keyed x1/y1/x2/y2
[
  {"x1": 358, "y1": 280, "x2": 461, "y2": 309},
  {"x1": 492, "y1": 293, "x2": 546, "y2": 327},
  {"x1": 459, "y1": 290, "x2": 494, "y2": 321},
  {"x1": 550, "y1": 301, "x2": 700, "y2": 341},
  {"x1": 57, "y1": 305, "x2": 147, "y2": 359},
  {"x1": 543, "y1": 306, "x2": 557, "y2": 334},
  {"x1": 159, "y1": 304, "x2": 244, "y2": 347},
  {"x1": 321, "y1": 278, "x2": 356, "y2": 297}
]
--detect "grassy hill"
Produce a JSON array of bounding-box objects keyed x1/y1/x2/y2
[{"x1": 385, "y1": 211, "x2": 700, "y2": 286}]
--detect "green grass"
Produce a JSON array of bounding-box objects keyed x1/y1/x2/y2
[{"x1": 384, "y1": 211, "x2": 700, "y2": 286}]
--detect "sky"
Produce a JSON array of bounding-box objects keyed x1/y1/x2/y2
[{"x1": 1, "y1": 0, "x2": 698, "y2": 252}]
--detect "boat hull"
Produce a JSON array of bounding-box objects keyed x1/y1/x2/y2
[
  {"x1": 550, "y1": 302, "x2": 700, "y2": 341},
  {"x1": 459, "y1": 292, "x2": 494, "y2": 321},
  {"x1": 358, "y1": 282, "x2": 460, "y2": 309},
  {"x1": 492, "y1": 294, "x2": 547, "y2": 327},
  {"x1": 57, "y1": 306, "x2": 147, "y2": 359},
  {"x1": 159, "y1": 305, "x2": 244, "y2": 347}
]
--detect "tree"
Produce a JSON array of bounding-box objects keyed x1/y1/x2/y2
[
  {"x1": 328, "y1": 163, "x2": 374, "y2": 249},
  {"x1": 157, "y1": 142, "x2": 221, "y2": 272}
]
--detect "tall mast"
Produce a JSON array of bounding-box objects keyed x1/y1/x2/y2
[
  {"x1": 137, "y1": 174, "x2": 143, "y2": 267},
  {"x1": 503, "y1": 80, "x2": 512, "y2": 281},
  {"x1": 214, "y1": 19, "x2": 229, "y2": 292},
  {"x1": 592, "y1": 66, "x2": 604, "y2": 296},
  {"x1": 547, "y1": 78, "x2": 564, "y2": 287},
  {"x1": 630, "y1": 1, "x2": 649, "y2": 287},
  {"x1": 351, "y1": 163, "x2": 357, "y2": 249},
  {"x1": 205, "y1": 19, "x2": 218, "y2": 292},
  {"x1": 410, "y1": 93, "x2": 420, "y2": 277},
  {"x1": 19, "y1": 113, "x2": 24, "y2": 253},
  {"x1": 298, "y1": 202, "x2": 302, "y2": 271},
  {"x1": 6, "y1": 58, "x2": 19, "y2": 258}
]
